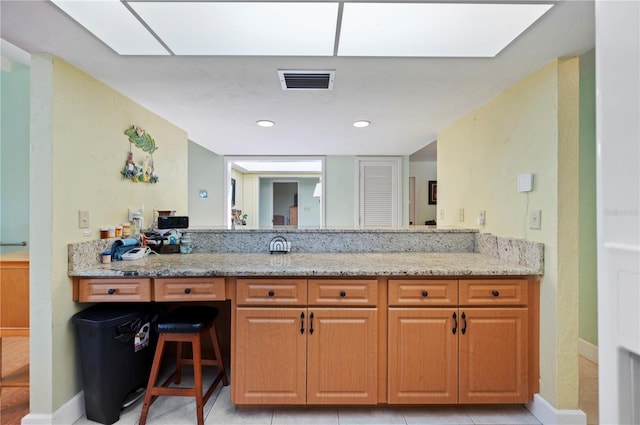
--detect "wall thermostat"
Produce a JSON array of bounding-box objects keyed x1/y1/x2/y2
[{"x1": 517, "y1": 173, "x2": 534, "y2": 192}]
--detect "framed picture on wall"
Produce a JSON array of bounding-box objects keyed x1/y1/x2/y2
[{"x1": 428, "y1": 180, "x2": 437, "y2": 204}]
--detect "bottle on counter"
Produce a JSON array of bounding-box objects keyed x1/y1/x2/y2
[{"x1": 180, "y1": 232, "x2": 193, "y2": 254}]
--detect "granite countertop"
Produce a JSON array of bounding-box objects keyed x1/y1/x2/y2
[{"x1": 69, "y1": 252, "x2": 540, "y2": 278}]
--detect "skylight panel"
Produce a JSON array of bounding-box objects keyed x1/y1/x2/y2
[
  {"x1": 338, "y1": 2, "x2": 554, "y2": 57},
  {"x1": 51, "y1": 0, "x2": 169, "y2": 55},
  {"x1": 127, "y1": 2, "x2": 339, "y2": 56}
]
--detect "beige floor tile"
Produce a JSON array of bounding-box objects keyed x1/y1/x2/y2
[
  {"x1": 403, "y1": 406, "x2": 474, "y2": 424},
  {"x1": 464, "y1": 405, "x2": 541, "y2": 425},
  {"x1": 338, "y1": 406, "x2": 406, "y2": 425},
  {"x1": 272, "y1": 407, "x2": 339, "y2": 425},
  {"x1": 205, "y1": 386, "x2": 273, "y2": 425}
]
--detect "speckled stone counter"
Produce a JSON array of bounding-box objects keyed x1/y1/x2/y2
[
  {"x1": 69, "y1": 228, "x2": 544, "y2": 277},
  {"x1": 69, "y1": 252, "x2": 540, "y2": 278}
]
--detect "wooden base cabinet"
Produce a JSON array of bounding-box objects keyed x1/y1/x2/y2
[
  {"x1": 233, "y1": 278, "x2": 378, "y2": 406},
  {"x1": 388, "y1": 279, "x2": 533, "y2": 405},
  {"x1": 459, "y1": 308, "x2": 528, "y2": 403},
  {"x1": 388, "y1": 308, "x2": 458, "y2": 404},
  {"x1": 235, "y1": 307, "x2": 307, "y2": 405}
]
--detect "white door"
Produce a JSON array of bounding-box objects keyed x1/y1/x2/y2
[
  {"x1": 357, "y1": 157, "x2": 402, "y2": 226},
  {"x1": 596, "y1": 2, "x2": 640, "y2": 423}
]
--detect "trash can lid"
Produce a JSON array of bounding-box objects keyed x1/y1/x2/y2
[{"x1": 72, "y1": 304, "x2": 156, "y2": 328}]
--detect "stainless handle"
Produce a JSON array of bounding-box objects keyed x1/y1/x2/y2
[{"x1": 0, "y1": 241, "x2": 27, "y2": 247}]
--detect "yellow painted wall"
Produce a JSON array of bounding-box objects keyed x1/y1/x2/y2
[
  {"x1": 30, "y1": 55, "x2": 188, "y2": 412},
  {"x1": 437, "y1": 58, "x2": 580, "y2": 408}
]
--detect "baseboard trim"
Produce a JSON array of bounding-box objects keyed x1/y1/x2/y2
[
  {"x1": 527, "y1": 394, "x2": 587, "y2": 425},
  {"x1": 21, "y1": 391, "x2": 84, "y2": 425},
  {"x1": 578, "y1": 338, "x2": 598, "y2": 364}
]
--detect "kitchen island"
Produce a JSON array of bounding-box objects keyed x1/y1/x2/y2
[{"x1": 69, "y1": 228, "x2": 542, "y2": 407}]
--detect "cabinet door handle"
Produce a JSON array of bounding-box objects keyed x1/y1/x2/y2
[
  {"x1": 340, "y1": 291, "x2": 346, "y2": 297},
  {"x1": 452, "y1": 312, "x2": 458, "y2": 334},
  {"x1": 422, "y1": 290, "x2": 429, "y2": 297},
  {"x1": 300, "y1": 312, "x2": 305, "y2": 334},
  {"x1": 492, "y1": 290, "x2": 500, "y2": 297},
  {"x1": 309, "y1": 312, "x2": 314, "y2": 335},
  {"x1": 268, "y1": 290, "x2": 275, "y2": 297},
  {"x1": 108, "y1": 288, "x2": 116, "y2": 295},
  {"x1": 461, "y1": 312, "x2": 467, "y2": 335},
  {"x1": 184, "y1": 287, "x2": 191, "y2": 294}
]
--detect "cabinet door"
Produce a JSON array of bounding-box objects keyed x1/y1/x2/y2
[
  {"x1": 459, "y1": 308, "x2": 528, "y2": 403},
  {"x1": 388, "y1": 308, "x2": 458, "y2": 404},
  {"x1": 235, "y1": 308, "x2": 307, "y2": 405},
  {"x1": 307, "y1": 308, "x2": 377, "y2": 404}
]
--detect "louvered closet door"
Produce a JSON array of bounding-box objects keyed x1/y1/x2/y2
[{"x1": 358, "y1": 158, "x2": 401, "y2": 226}]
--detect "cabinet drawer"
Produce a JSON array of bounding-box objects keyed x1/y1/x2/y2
[
  {"x1": 78, "y1": 278, "x2": 151, "y2": 302},
  {"x1": 459, "y1": 279, "x2": 528, "y2": 306},
  {"x1": 236, "y1": 279, "x2": 307, "y2": 306},
  {"x1": 154, "y1": 278, "x2": 225, "y2": 302},
  {"x1": 388, "y1": 279, "x2": 458, "y2": 306},
  {"x1": 308, "y1": 279, "x2": 378, "y2": 306}
]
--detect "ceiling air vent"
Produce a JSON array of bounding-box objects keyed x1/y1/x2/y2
[{"x1": 278, "y1": 70, "x2": 335, "y2": 90}]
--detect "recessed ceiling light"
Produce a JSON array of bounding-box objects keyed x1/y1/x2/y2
[
  {"x1": 256, "y1": 120, "x2": 275, "y2": 128},
  {"x1": 353, "y1": 120, "x2": 371, "y2": 128}
]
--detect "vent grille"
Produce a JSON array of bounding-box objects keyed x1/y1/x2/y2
[{"x1": 278, "y1": 70, "x2": 335, "y2": 90}]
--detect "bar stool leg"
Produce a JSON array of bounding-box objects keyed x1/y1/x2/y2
[
  {"x1": 139, "y1": 334, "x2": 167, "y2": 425},
  {"x1": 175, "y1": 341, "x2": 184, "y2": 384},
  {"x1": 209, "y1": 324, "x2": 229, "y2": 386},
  {"x1": 192, "y1": 335, "x2": 205, "y2": 425}
]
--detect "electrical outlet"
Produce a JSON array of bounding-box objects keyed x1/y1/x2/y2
[
  {"x1": 529, "y1": 209, "x2": 542, "y2": 230},
  {"x1": 78, "y1": 210, "x2": 90, "y2": 229},
  {"x1": 440, "y1": 209, "x2": 445, "y2": 221},
  {"x1": 458, "y1": 208, "x2": 464, "y2": 222}
]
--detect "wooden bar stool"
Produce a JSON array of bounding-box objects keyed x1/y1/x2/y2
[{"x1": 139, "y1": 306, "x2": 228, "y2": 425}]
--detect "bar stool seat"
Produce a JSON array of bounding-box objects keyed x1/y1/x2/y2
[{"x1": 139, "y1": 306, "x2": 228, "y2": 425}]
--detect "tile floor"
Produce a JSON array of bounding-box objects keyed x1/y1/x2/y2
[{"x1": 72, "y1": 367, "x2": 542, "y2": 425}]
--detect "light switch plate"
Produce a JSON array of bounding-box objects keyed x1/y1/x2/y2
[
  {"x1": 78, "y1": 210, "x2": 90, "y2": 229},
  {"x1": 529, "y1": 209, "x2": 542, "y2": 229},
  {"x1": 458, "y1": 208, "x2": 464, "y2": 222}
]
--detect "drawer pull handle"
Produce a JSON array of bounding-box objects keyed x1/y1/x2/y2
[
  {"x1": 452, "y1": 312, "x2": 458, "y2": 334},
  {"x1": 461, "y1": 312, "x2": 467, "y2": 335},
  {"x1": 422, "y1": 290, "x2": 429, "y2": 297},
  {"x1": 492, "y1": 290, "x2": 500, "y2": 297},
  {"x1": 108, "y1": 288, "x2": 116, "y2": 295},
  {"x1": 340, "y1": 291, "x2": 346, "y2": 297},
  {"x1": 184, "y1": 288, "x2": 191, "y2": 294},
  {"x1": 268, "y1": 290, "x2": 275, "y2": 297},
  {"x1": 300, "y1": 312, "x2": 305, "y2": 334}
]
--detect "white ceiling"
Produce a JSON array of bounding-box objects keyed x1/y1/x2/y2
[{"x1": 0, "y1": 1, "x2": 595, "y2": 158}]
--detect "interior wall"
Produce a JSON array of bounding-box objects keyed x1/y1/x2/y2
[
  {"x1": 0, "y1": 60, "x2": 30, "y2": 253},
  {"x1": 409, "y1": 160, "x2": 437, "y2": 224},
  {"x1": 325, "y1": 156, "x2": 356, "y2": 227},
  {"x1": 578, "y1": 49, "x2": 598, "y2": 348},
  {"x1": 188, "y1": 140, "x2": 224, "y2": 227},
  {"x1": 29, "y1": 55, "x2": 188, "y2": 413},
  {"x1": 437, "y1": 59, "x2": 581, "y2": 409}
]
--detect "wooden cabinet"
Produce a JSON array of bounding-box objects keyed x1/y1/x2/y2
[
  {"x1": 458, "y1": 308, "x2": 528, "y2": 403},
  {"x1": 388, "y1": 278, "x2": 533, "y2": 405},
  {"x1": 233, "y1": 278, "x2": 377, "y2": 405},
  {"x1": 154, "y1": 277, "x2": 225, "y2": 302},
  {"x1": 388, "y1": 307, "x2": 458, "y2": 404},
  {"x1": 0, "y1": 254, "x2": 29, "y2": 337},
  {"x1": 235, "y1": 307, "x2": 307, "y2": 404},
  {"x1": 76, "y1": 277, "x2": 152, "y2": 302}
]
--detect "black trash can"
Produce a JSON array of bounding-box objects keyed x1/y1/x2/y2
[{"x1": 72, "y1": 303, "x2": 160, "y2": 425}]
